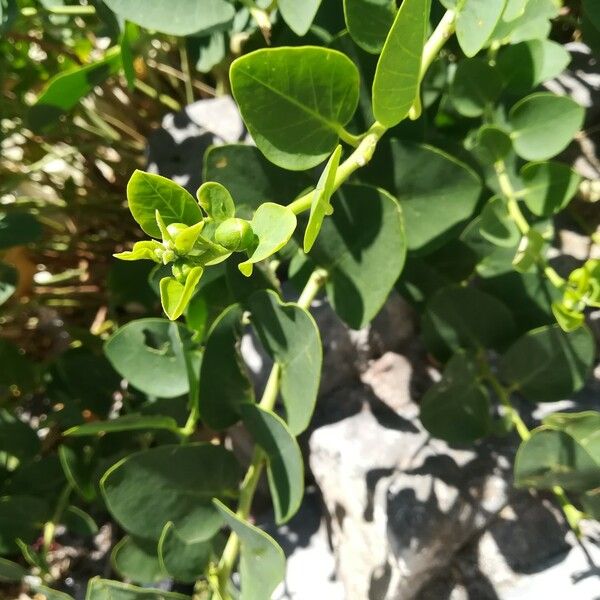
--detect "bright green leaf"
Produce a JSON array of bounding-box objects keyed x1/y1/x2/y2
[
  {"x1": 197, "y1": 182, "x2": 235, "y2": 223},
  {"x1": 512, "y1": 228, "x2": 545, "y2": 273},
  {"x1": 160, "y1": 266, "x2": 204, "y2": 321},
  {"x1": 278, "y1": 0, "x2": 322, "y2": 36},
  {"x1": 114, "y1": 240, "x2": 163, "y2": 263},
  {"x1": 456, "y1": 0, "x2": 506, "y2": 57}
]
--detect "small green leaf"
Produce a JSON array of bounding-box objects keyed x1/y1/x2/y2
[
  {"x1": 492, "y1": 0, "x2": 558, "y2": 44},
  {"x1": 239, "y1": 203, "x2": 296, "y2": 276},
  {"x1": 304, "y1": 145, "x2": 341, "y2": 253},
  {"x1": 343, "y1": 0, "x2": 396, "y2": 54},
  {"x1": 197, "y1": 182, "x2": 235, "y2": 223},
  {"x1": 500, "y1": 324, "x2": 595, "y2": 402},
  {"x1": 248, "y1": 290, "x2": 322, "y2": 435},
  {"x1": 552, "y1": 301, "x2": 585, "y2": 332},
  {"x1": 422, "y1": 285, "x2": 516, "y2": 360},
  {"x1": 519, "y1": 161, "x2": 580, "y2": 217},
  {"x1": 213, "y1": 499, "x2": 285, "y2": 600},
  {"x1": 450, "y1": 58, "x2": 503, "y2": 118},
  {"x1": 103, "y1": 0, "x2": 234, "y2": 36},
  {"x1": 278, "y1": 0, "x2": 322, "y2": 36},
  {"x1": 65, "y1": 415, "x2": 179, "y2": 437},
  {"x1": 372, "y1": 0, "x2": 430, "y2": 127},
  {"x1": 160, "y1": 266, "x2": 204, "y2": 321},
  {"x1": 230, "y1": 47, "x2": 359, "y2": 170},
  {"x1": 158, "y1": 522, "x2": 215, "y2": 584},
  {"x1": 509, "y1": 93, "x2": 585, "y2": 161},
  {"x1": 420, "y1": 352, "x2": 492, "y2": 443},
  {"x1": 455, "y1": 0, "x2": 506, "y2": 57},
  {"x1": 85, "y1": 577, "x2": 190, "y2": 600},
  {"x1": 309, "y1": 184, "x2": 406, "y2": 328},
  {"x1": 111, "y1": 536, "x2": 165, "y2": 584},
  {"x1": 240, "y1": 404, "x2": 304, "y2": 524},
  {"x1": 199, "y1": 304, "x2": 254, "y2": 430},
  {"x1": 512, "y1": 228, "x2": 545, "y2": 273},
  {"x1": 114, "y1": 240, "x2": 163, "y2": 263},
  {"x1": 101, "y1": 444, "x2": 241, "y2": 542},
  {"x1": 127, "y1": 170, "x2": 203, "y2": 239},
  {"x1": 475, "y1": 125, "x2": 513, "y2": 164},
  {"x1": 479, "y1": 196, "x2": 520, "y2": 248},
  {"x1": 104, "y1": 318, "x2": 198, "y2": 398}
]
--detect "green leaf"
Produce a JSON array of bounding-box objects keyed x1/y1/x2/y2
[
  {"x1": 230, "y1": 47, "x2": 359, "y2": 170},
  {"x1": 496, "y1": 39, "x2": 570, "y2": 95},
  {"x1": 420, "y1": 352, "x2": 492, "y2": 443},
  {"x1": 543, "y1": 411, "x2": 600, "y2": 464},
  {"x1": 492, "y1": 0, "x2": 559, "y2": 44},
  {"x1": 500, "y1": 324, "x2": 595, "y2": 402},
  {"x1": 455, "y1": 0, "x2": 506, "y2": 57},
  {"x1": 519, "y1": 161, "x2": 580, "y2": 217},
  {"x1": 552, "y1": 301, "x2": 585, "y2": 333},
  {"x1": 111, "y1": 536, "x2": 165, "y2": 584},
  {"x1": 104, "y1": 318, "x2": 198, "y2": 398},
  {"x1": 62, "y1": 506, "x2": 98, "y2": 537},
  {"x1": 309, "y1": 184, "x2": 406, "y2": 328},
  {"x1": 278, "y1": 0, "x2": 322, "y2": 36},
  {"x1": 0, "y1": 557, "x2": 27, "y2": 582},
  {"x1": 372, "y1": 0, "x2": 430, "y2": 127},
  {"x1": 248, "y1": 290, "x2": 321, "y2": 435},
  {"x1": 59, "y1": 445, "x2": 96, "y2": 502},
  {"x1": 503, "y1": 0, "x2": 527, "y2": 21},
  {"x1": 103, "y1": 0, "x2": 234, "y2": 36},
  {"x1": 239, "y1": 203, "x2": 297, "y2": 276},
  {"x1": 160, "y1": 267, "x2": 204, "y2": 321},
  {"x1": 101, "y1": 444, "x2": 241, "y2": 542},
  {"x1": 197, "y1": 182, "x2": 235, "y2": 223},
  {"x1": 203, "y1": 144, "x2": 311, "y2": 219},
  {"x1": 85, "y1": 577, "x2": 190, "y2": 600},
  {"x1": 0, "y1": 409, "x2": 40, "y2": 461},
  {"x1": 343, "y1": 0, "x2": 396, "y2": 54},
  {"x1": 423, "y1": 285, "x2": 516, "y2": 360},
  {"x1": 450, "y1": 58, "x2": 503, "y2": 117},
  {"x1": 514, "y1": 428, "x2": 600, "y2": 492},
  {"x1": 199, "y1": 304, "x2": 254, "y2": 430},
  {"x1": 0, "y1": 496, "x2": 49, "y2": 553},
  {"x1": 31, "y1": 586, "x2": 75, "y2": 600},
  {"x1": 0, "y1": 262, "x2": 17, "y2": 306},
  {"x1": 475, "y1": 125, "x2": 513, "y2": 163},
  {"x1": 190, "y1": 32, "x2": 226, "y2": 74},
  {"x1": 114, "y1": 240, "x2": 163, "y2": 262},
  {"x1": 509, "y1": 93, "x2": 585, "y2": 161},
  {"x1": 158, "y1": 522, "x2": 215, "y2": 583},
  {"x1": 213, "y1": 499, "x2": 285, "y2": 600},
  {"x1": 583, "y1": 0, "x2": 600, "y2": 31},
  {"x1": 120, "y1": 22, "x2": 138, "y2": 91},
  {"x1": 512, "y1": 228, "x2": 545, "y2": 273},
  {"x1": 0, "y1": 212, "x2": 42, "y2": 249},
  {"x1": 28, "y1": 47, "x2": 121, "y2": 131},
  {"x1": 378, "y1": 140, "x2": 482, "y2": 252},
  {"x1": 479, "y1": 196, "x2": 520, "y2": 247},
  {"x1": 127, "y1": 170, "x2": 203, "y2": 239},
  {"x1": 240, "y1": 404, "x2": 303, "y2": 524},
  {"x1": 65, "y1": 415, "x2": 179, "y2": 437},
  {"x1": 304, "y1": 145, "x2": 341, "y2": 253}
]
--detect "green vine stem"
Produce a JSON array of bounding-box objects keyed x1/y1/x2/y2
[
  {"x1": 215, "y1": 267, "x2": 328, "y2": 598},
  {"x1": 42, "y1": 482, "x2": 73, "y2": 558},
  {"x1": 479, "y1": 359, "x2": 584, "y2": 536}
]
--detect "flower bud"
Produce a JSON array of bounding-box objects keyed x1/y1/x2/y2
[
  {"x1": 172, "y1": 261, "x2": 192, "y2": 283},
  {"x1": 214, "y1": 218, "x2": 255, "y2": 252}
]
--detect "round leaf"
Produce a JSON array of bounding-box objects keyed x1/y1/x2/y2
[
  {"x1": 456, "y1": 0, "x2": 505, "y2": 57},
  {"x1": 278, "y1": 0, "x2": 322, "y2": 36},
  {"x1": 450, "y1": 58, "x2": 503, "y2": 117},
  {"x1": 343, "y1": 0, "x2": 396, "y2": 54}
]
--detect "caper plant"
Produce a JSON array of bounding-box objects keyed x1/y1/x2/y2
[{"x1": 1, "y1": 1, "x2": 600, "y2": 599}]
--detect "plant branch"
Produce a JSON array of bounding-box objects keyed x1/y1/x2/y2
[{"x1": 214, "y1": 268, "x2": 328, "y2": 598}]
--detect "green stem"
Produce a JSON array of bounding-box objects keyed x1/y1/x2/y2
[
  {"x1": 288, "y1": 121, "x2": 387, "y2": 215},
  {"x1": 134, "y1": 79, "x2": 182, "y2": 112},
  {"x1": 214, "y1": 268, "x2": 328, "y2": 598},
  {"x1": 43, "y1": 483, "x2": 73, "y2": 554},
  {"x1": 21, "y1": 5, "x2": 96, "y2": 16},
  {"x1": 179, "y1": 40, "x2": 194, "y2": 106}
]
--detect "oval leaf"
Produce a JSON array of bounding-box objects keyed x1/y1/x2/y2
[
  {"x1": 456, "y1": 0, "x2": 506, "y2": 57},
  {"x1": 160, "y1": 266, "x2": 204, "y2": 321},
  {"x1": 343, "y1": 0, "x2": 396, "y2": 54},
  {"x1": 278, "y1": 0, "x2": 322, "y2": 36}
]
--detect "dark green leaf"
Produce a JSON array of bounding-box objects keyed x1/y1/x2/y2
[
  {"x1": 65, "y1": 415, "x2": 179, "y2": 437},
  {"x1": 111, "y1": 536, "x2": 165, "y2": 584},
  {"x1": 479, "y1": 196, "x2": 520, "y2": 247},
  {"x1": 0, "y1": 496, "x2": 49, "y2": 553},
  {"x1": 343, "y1": 0, "x2": 396, "y2": 54},
  {"x1": 85, "y1": 577, "x2": 190, "y2": 600},
  {"x1": 0, "y1": 557, "x2": 27, "y2": 582},
  {"x1": 62, "y1": 506, "x2": 98, "y2": 537},
  {"x1": 450, "y1": 58, "x2": 503, "y2": 117},
  {"x1": 0, "y1": 212, "x2": 42, "y2": 249}
]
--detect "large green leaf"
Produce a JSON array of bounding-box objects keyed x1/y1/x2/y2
[
  {"x1": 230, "y1": 47, "x2": 359, "y2": 170},
  {"x1": 455, "y1": 0, "x2": 506, "y2": 57},
  {"x1": 500, "y1": 324, "x2": 595, "y2": 402},
  {"x1": 343, "y1": 0, "x2": 396, "y2": 54},
  {"x1": 240, "y1": 404, "x2": 304, "y2": 524},
  {"x1": 101, "y1": 444, "x2": 241, "y2": 542},
  {"x1": 422, "y1": 285, "x2": 516, "y2": 360},
  {"x1": 103, "y1": 0, "x2": 234, "y2": 36},
  {"x1": 65, "y1": 415, "x2": 179, "y2": 437},
  {"x1": 376, "y1": 140, "x2": 482, "y2": 253},
  {"x1": 104, "y1": 318, "x2": 197, "y2": 398},
  {"x1": 0, "y1": 212, "x2": 42, "y2": 249},
  {"x1": 111, "y1": 536, "x2": 165, "y2": 584},
  {"x1": 0, "y1": 496, "x2": 49, "y2": 553},
  {"x1": 544, "y1": 411, "x2": 600, "y2": 465},
  {"x1": 213, "y1": 500, "x2": 285, "y2": 600},
  {"x1": 420, "y1": 352, "x2": 491, "y2": 443},
  {"x1": 248, "y1": 290, "x2": 321, "y2": 435},
  {"x1": 28, "y1": 48, "x2": 121, "y2": 131},
  {"x1": 278, "y1": 0, "x2": 322, "y2": 36},
  {"x1": 203, "y1": 145, "x2": 311, "y2": 218},
  {"x1": 372, "y1": 0, "x2": 430, "y2": 127},
  {"x1": 519, "y1": 161, "x2": 580, "y2": 217},
  {"x1": 239, "y1": 203, "x2": 296, "y2": 276},
  {"x1": 509, "y1": 93, "x2": 585, "y2": 161},
  {"x1": 198, "y1": 304, "x2": 254, "y2": 430},
  {"x1": 127, "y1": 170, "x2": 202, "y2": 239},
  {"x1": 479, "y1": 196, "x2": 520, "y2": 248},
  {"x1": 450, "y1": 58, "x2": 503, "y2": 117},
  {"x1": 85, "y1": 577, "x2": 190, "y2": 600},
  {"x1": 515, "y1": 428, "x2": 600, "y2": 492},
  {"x1": 309, "y1": 184, "x2": 406, "y2": 328}
]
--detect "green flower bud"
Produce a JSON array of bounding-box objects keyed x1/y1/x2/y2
[
  {"x1": 161, "y1": 249, "x2": 176, "y2": 265},
  {"x1": 214, "y1": 218, "x2": 255, "y2": 252}
]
